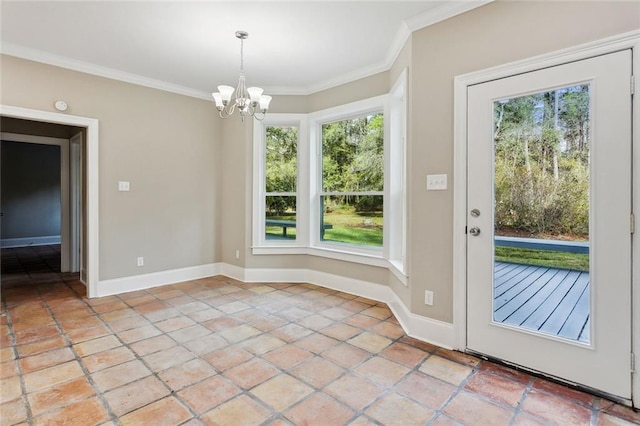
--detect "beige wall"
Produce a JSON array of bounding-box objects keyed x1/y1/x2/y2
[
  {"x1": 0, "y1": 55, "x2": 222, "y2": 282},
  {"x1": 409, "y1": 0, "x2": 640, "y2": 322},
  {"x1": 308, "y1": 72, "x2": 389, "y2": 113}
]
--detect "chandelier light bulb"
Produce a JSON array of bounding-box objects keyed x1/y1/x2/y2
[
  {"x1": 218, "y1": 85, "x2": 235, "y2": 104},
  {"x1": 247, "y1": 87, "x2": 264, "y2": 104},
  {"x1": 259, "y1": 95, "x2": 272, "y2": 112},
  {"x1": 212, "y1": 92, "x2": 223, "y2": 109}
]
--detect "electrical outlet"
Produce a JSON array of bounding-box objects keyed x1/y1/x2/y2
[
  {"x1": 137, "y1": 257, "x2": 144, "y2": 267},
  {"x1": 235, "y1": 249, "x2": 240, "y2": 259},
  {"x1": 118, "y1": 181, "x2": 130, "y2": 191},
  {"x1": 424, "y1": 290, "x2": 434, "y2": 306}
]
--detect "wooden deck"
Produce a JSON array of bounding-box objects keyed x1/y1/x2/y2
[{"x1": 493, "y1": 262, "x2": 590, "y2": 343}]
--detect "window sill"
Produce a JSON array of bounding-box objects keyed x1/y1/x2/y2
[
  {"x1": 388, "y1": 259, "x2": 408, "y2": 286},
  {"x1": 252, "y1": 245, "x2": 389, "y2": 268}
]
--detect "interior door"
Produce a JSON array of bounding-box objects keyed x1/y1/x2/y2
[{"x1": 466, "y1": 51, "x2": 632, "y2": 399}]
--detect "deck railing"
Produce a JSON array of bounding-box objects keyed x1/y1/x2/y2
[{"x1": 494, "y1": 236, "x2": 589, "y2": 254}]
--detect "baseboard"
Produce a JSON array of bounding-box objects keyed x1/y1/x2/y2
[
  {"x1": 1, "y1": 235, "x2": 61, "y2": 248},
  {"x1": 97, "y1": 263, "x2": 221, "y2": 297},
  {"x1": 386, "y1": 295, "x2": 455, "y2": 350},
  {"x1": 94, "y1": 261, "x2": 456, "y2": 350},
  {"x1": 218, "y1": 263, "x2": 456, "y2": 350}
]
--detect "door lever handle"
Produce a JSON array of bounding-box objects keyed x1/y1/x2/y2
[{"x1": 469, "y1": 226, "x2": 481, "y2": 236}]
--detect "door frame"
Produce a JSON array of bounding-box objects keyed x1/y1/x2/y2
[
  {"x1": 70, "y1": 132, "x2": 83, "y2": 273},
  {"x1": 453, "y1": 30, "x2": 640, "y2": 405},
  {"x1": 0, "y1": 105, "x2": 99, "y2": 298}
]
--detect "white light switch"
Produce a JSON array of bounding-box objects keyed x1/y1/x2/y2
[
  {"x1": 118, "y1": 181, "x2": 130, "y2": 191},
  {"x1": 426, "y1": 174, "x2": 447, "y2": 190}
]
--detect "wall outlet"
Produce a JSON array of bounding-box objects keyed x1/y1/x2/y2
[
  {"x1": 118, "y1": 181, "x2": 130, "y2": 191},
  {"x1": 137, "y1": 257, "x2": 144, "y2": 267},
  {"x1": 235, "y1": 249, "x2": 240, "y2": 259},
  {"x1": 424, "y1": 290, "x2": 434, "y2": 306}
]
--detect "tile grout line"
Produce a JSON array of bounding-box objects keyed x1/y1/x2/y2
[
  {"x1": 1, "y1": 289, "x2": 36, "y2": 426},
  {"x1": 36, "y1": 280, "x2": 123, "y2": 426}
]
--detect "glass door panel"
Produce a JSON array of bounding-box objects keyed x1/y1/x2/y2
[{"x1": 492, "y1": 85, "x2": 591, "y2": 343}]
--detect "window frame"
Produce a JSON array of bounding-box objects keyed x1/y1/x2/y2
[
  {"x1": 309, "y1": 96, "x2": 387, "y2": 257},
  {"x1": 252, "y1": 114, "x2": 308, "y2": 248},
  {"x1": 388, "y1": 69, "x2": 408, "y2": 281}
]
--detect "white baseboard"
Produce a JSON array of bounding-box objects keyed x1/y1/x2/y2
[
  {"x1": 1, "y1": 235, "x2": 61, "y2": 248},
  {"x1": 97, "y1": 263, "x2": 221, "y2": 297},
  {"x1": 95, "y1": 261, "x2": 456, "y2": 349},
  {"x1": 220, "y1": 263, "x2": 456, "y2": 350},
  {"x1": 386, "y1": 296, "x2": 455, "y2": 349}
]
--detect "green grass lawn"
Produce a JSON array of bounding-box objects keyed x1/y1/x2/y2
[
  {"x1": 265, "y1": 209, "x2": 383, "y2": 246},
  {"x1": 495, "y1": 246, "x2": 589, "y2": 271}
]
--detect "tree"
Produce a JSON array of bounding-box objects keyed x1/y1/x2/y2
[
  {"x1": 321, "y1": 114, "x2": 383, "y2": 211},
  {"x1": 265, "y1": 126, "x2": 297, "y2": 215},
  {"x1": 494, "y1": 85, "x2": 590, "y2": 237}
]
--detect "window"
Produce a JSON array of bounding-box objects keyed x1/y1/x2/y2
[
  {"x1": 253, "y1": 74, "x2": 406, "y2": 282},
  {"x1": 265, "y1": 125, "x2": 298, "y2": 241},
  {"x1": 319, "y1": 113, "x2": 384, "y2": 248},
  {"x1": 253, "y1": 114, "x2": 306, "y2": 248}
]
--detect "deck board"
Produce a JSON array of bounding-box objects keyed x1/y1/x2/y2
[{"x1": 494, "y1": 262, "x2": 590, "y2": 343}]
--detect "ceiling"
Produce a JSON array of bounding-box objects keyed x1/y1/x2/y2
[{"x1": 0, "y1": 1, "x2": 489, "y2": 98}]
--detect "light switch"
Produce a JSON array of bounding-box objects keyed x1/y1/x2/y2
[
  {"x1": 118, "y1": 181, "x2": 130, "y2": 191},
  {"x1": 426, "y1": 174, "x2": 447, "y2": 190}
]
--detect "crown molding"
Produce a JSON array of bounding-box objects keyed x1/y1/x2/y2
[
  {"x1": 1, "y1": 1, "x2": 493, "y2": 99},
  {"x1": 0, "y1": 42, "x2": 212, "y2": 101},
  {"x1": 405, "y1": 0, "x2": 493, "y2": 32}
]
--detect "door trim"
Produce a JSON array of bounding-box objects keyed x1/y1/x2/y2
[
  {"x1": 0, "y1": 105, "x2": 99, "y2": 298},
  {"x1": 453, "y1": 30, "x2": 640, "y2": 406}
]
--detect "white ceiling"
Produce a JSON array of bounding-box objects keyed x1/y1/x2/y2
[{"x1": 0, "y1": 1, "x2": 489, "y2": 98}]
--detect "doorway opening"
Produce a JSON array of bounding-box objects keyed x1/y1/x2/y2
[
  {"x1": 1, "y1": 117, "x2": 85, "y2": 288},
  {"x1": 0, "y1": 105, "x2": 99, "y2": 298}
]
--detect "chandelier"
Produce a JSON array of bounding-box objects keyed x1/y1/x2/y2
[{"x1": 212, "y1": 31, "x2": 272, "y2": 121}]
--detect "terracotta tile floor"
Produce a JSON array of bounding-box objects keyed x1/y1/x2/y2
[{"x1": 1, "y1": 251, "x2": 640, "y2": 425}]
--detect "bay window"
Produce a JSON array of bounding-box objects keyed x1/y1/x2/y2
[{"x1": 253, "y1": 71, "x2": 407, "y2": 282}]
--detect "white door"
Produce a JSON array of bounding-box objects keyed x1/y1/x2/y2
[{"x1": 467, "y1": 51, "x2": 632, "y2": 399}]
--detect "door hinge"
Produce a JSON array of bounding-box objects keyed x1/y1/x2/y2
[
  {"x1": 632, "y1": 75, "x2": 636, "y2": 95},
  {"x1": 631, "y1": 214, "x2": 636, "y2": 234},
  {"x1": 465, "y1": 226, "x2": 468, "y2": 235},
  {"x1": 631, "y1": 353, "x2": 636, "y2": 373}
]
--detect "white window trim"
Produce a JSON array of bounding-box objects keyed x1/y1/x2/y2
[
  {"x1": 252, "y1": 82, "x2": 408, "y2": 285},
  {"x1": 252, "y1": 114, "x2": 308, "y2": 249},
  {"x1": 388, "y1": 69, "x2": 408, "y2": 281},
  {"x1": 309, "y1": 95, "x2": 387, "y2": 256}
]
